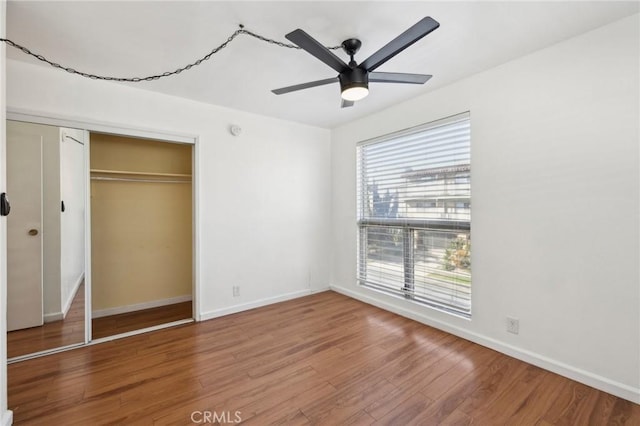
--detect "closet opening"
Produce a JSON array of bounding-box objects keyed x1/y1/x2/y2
[{"x1": 89, "y1": 132, "x2": 194, "y2": 339}]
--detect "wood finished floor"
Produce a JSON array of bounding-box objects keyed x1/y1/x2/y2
[
  {"x1": 8, "y1": 286, "x2": 192, "y2": 357},
  {"x1": 8, "y1": 291, "x2": 639, "y2": 425},
  {"x1": 92, "y1": 301, "x2": 193, "y2": 340},
  {"x1": 7, "y1": 283, "x2": 85, "y2": 359}
]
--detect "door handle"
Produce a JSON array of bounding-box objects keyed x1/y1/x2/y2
[
  {"x1": 0, "y1": 193, "x2": 9, "y2": 216},
  {"x1": 28, "y1": 229, "x2": 39, "y2": 236}
]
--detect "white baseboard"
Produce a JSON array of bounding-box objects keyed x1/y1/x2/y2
[
  {"x1": 92, "y1": 294, "x2": 192, "y2": 319},
  {"x1": 1, "y1": 410, "x2": 13, "y2": 426},
  {"x1": 43, "y1": 311, "x2": 63, "y2": 323},
  {"x1": 62, "y1": 272, "x2": 84, "y2": 319},
  {"x1": 330, "y1": 284, "x2": 640, "y2": 404},
  {"x1": 199, "y1": 287, "x2": 330, "y2": 321},
  {"x1": 44, "y1": 273, "x2": 84, "y2": 323}
]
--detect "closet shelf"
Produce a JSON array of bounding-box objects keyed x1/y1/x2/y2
[{"x1": 90, "y1": 169, "x2": 191, "y2": 178}]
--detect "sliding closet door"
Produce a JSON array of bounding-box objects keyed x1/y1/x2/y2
[{"x1": 90, "y1": 134, "x2": 192, "y2": 339}]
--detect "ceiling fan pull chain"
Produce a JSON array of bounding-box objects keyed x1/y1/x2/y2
[
  {"x1": 0, "y1": 24, "x2": 341, "y2": 83},
  {"x1": 238, "y1": 27, "x2": 342, "y2": 51}
]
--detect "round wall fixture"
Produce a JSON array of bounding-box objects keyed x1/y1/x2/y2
[{"x1": 230, "y1": 125, "x2": 242, "y2": 136}]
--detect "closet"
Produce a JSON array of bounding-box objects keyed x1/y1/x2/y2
[{"x1": 90, "y1": 133, "x2": 193, "y2": 339}]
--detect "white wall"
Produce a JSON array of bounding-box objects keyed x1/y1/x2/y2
[
  {"x1": 0, "y1": 3, "x2": 12, "y2": 425},
  {"x1": 331, "y1": 14, "x2": 639, "y2": 403},
  {"x1": 6, "y1": 57, "x2": 332, "y2": 323},
  {"x1": 59, "y1": 127, "x2": 85, "y2": 317}
]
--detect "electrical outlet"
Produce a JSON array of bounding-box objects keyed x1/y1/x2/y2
[
  {"x1": 233, "y1": 286, "x2": 240, "y2": 297},
  {"x1": 507, "y1": 317, "x2": 519, "y2": 334}
]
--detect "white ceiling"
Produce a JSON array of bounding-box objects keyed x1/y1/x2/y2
[{"x1": 6, "y1": 1, "x2": 639, "y2": 129}]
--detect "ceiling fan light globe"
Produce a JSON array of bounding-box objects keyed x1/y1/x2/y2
[{"x1": 341, "y1": 86, "x2": 369, "y2": 101}]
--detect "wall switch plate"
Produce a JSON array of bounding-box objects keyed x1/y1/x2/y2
[{"x1": 507, "y1": 317, "x2": 519, "y2": 334}]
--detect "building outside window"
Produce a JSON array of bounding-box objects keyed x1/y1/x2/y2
[{"x1": 356, "y1": 112, "x2": 471, "y2": 317}]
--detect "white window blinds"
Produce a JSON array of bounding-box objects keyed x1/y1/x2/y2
[{"x1": 357, "y1": 112, "x2": 471, "y2": 317}]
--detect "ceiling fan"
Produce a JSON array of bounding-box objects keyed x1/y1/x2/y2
[{"x1": 272, "y1": 17, "x2": 440, "y2": 108}]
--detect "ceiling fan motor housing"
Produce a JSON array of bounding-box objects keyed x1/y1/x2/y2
[{"x1": 339, "y1": 67, "x2": 369, "y2": 92}]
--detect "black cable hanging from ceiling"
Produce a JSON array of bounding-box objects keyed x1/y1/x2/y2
[{"x1": 0, "y1": 24, "x2": 343, "y2": 83}]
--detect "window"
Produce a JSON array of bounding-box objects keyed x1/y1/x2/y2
[{"x1": 356, "y1": 113, "x2": 471, "y2": 317}]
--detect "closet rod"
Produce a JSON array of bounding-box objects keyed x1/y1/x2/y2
[{"x1": 90, "y1": 176, "x2": 191, "y2": 184}]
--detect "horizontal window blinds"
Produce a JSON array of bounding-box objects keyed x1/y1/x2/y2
[{"x1": 357, "y1": 113, "x2": 471, "y2": 317}]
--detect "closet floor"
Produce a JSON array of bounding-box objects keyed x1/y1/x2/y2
[{"x1": 91, "y1": 301, "x2": 192, "y2": 340}]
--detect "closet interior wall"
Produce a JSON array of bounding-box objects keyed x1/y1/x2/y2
[{"x1": 90, "y1": 133, "x2": 193, "y2": 322}]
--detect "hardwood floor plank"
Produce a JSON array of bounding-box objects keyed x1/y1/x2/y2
[
  {"x1": 542, "y1": 380, "x2": 598, "y2": 424},
  {"x1": 471, "y1": 364, "x2": 548, "y2": 424},
  {"x1": 397, "y1": 345, "x2": 516, "y2": 424},
  {"x1": 363, "y1": 376, "x2": 427, "y2": 421},
  {"x1": 245, "y1": 329, "x2": 361, "y2": 379},
  {"x1": 456, "y1": 354, "x2": 529, "y2": 414},
  {"x1": 7, "y1": 291, "x2": 638, "y2": 425},
  {"x1": 383, "y1": 333, "x2": 464, "y2": 388},
  {"x1": 301, "y1": 378, "x2": 397, "y2": 425},
  {"x1": 271, "y1": 410, "x2": 312, "y2": 426},
  {"x1": 324, "y1": 340, "x2": 417, "y2": 389},
  {"x1": 215, "y1": 365, "x2": 320, "y2": 411},
  {"x1": 224, "y1": 370, "x2": 328, "y2": 422},
  {"x1": 371, "y1": 392, "x2": 434, "y2": 426},
  {"x1": 341, "y1": 410, "x2": 377, "y2": 426},
  {"x1": 10, "y1": 392, "x2": 85, "y2": 424},
  {"x1": 608, "y1": 397, "x2": 640, "y2": 425},
  {"x1": 420, "y1": 341, "x2": 499, "y2": 400},
  {"x1": 119, "y1": 376, "x2": 204, "y2": 409},
  {"x1": 439, "y1": 408, "x2": 473, "y2": 425},
  {"x1": 506, "y1": 370, "x2": 577, "y2": 425},
  {"x1": 19, "y1": 394, "x2": 121, "y2": 425},
  {"x1": 239, "y1": 382, "x2": 337, "y2": 425},
  {"x1": 583, "y1": 391, "x2": 617, "y2": 424}
]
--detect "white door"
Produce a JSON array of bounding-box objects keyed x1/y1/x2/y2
[{"x1": 7, "y1": 121, "x2": 44, "y2": 331}]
